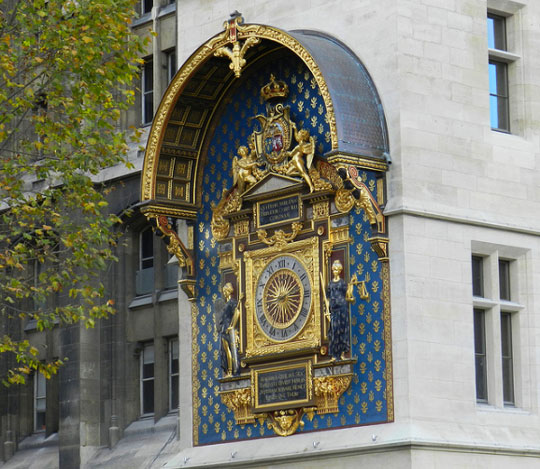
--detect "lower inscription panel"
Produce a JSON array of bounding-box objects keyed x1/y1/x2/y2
[{"x1": 253, "y1": 360, "x2": 313, "y2": 412}]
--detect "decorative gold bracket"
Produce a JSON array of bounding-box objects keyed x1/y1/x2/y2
[
  {"x1": 178, "y1": 279, "x2": 196, "y2": 301},
  {"x1": 314, "y1": 374, "x2": 353, "y2": 414},
  {"x1": 369, "y1": 236, "x2": 389, "y2": 261},
  {"x1": 149, "y1": 215, "x2": 194, "y2": 276},
  {"x1": 220, "y1": 387, "x2": 254, "y2": 425}
]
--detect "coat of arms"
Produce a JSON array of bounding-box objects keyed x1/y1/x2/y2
[{"x1": 211, "y1": 74, "x2": 332, "y2": 241}]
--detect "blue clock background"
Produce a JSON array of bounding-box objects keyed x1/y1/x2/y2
[{"x1": 193, "y1": 56, "x2": 391, "y2": 445}]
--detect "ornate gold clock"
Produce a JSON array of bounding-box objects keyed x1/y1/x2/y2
[
  {"x1": 255, "y1": 254, "x2": 312, "y2": 342},
  {"x1": 212, "y1": 74, "x2": 375, "y2": 436},
  {"x1": 244, "y1": 236, "x2": 321, "y2": 360}
]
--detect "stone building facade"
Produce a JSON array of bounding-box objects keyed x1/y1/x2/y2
[{"x1": 1, "y1": 1, "x2": 540, "y2": 468}]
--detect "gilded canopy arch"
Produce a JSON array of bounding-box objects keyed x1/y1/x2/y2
[{"x1": 141, "y1": 16, "x2": 389, "y2": 215}]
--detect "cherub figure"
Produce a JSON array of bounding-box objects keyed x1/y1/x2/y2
[
  {"x1": 232, "y1": 145, "x2": 259, "y2": 194},
  {"x1": 285, "y1": 126, "x2": 315, "y2": 192}
]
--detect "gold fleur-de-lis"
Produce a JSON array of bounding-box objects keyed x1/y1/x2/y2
[{"x1": 214, "y1": 36, "x2": 261, "y2": 78}]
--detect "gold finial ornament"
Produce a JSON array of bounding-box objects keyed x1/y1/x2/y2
[{"x1": 214, "y1": 13, "x2": 260, "y2": 78}]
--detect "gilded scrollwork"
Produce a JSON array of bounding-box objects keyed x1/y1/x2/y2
[
  {"x1": 234, "y1": 220, "x2": 250, "y2": 237},
  {"x1": 211, "y1": 188, "x2": 243, "y2": 241},
  {"x1": 312, "y1": 200, "x2": 329, "y2": 220},
  {"x1": 256, "y1": 222, "x2": 303, "y2": 247},
  {"x1": 309, "y1": 167, "x2": 333, "y2": 192},
  {"x1": 335, "y1": 187, "x2": 355, "y2": 213},
  {"x1": 210, "y1": 191, "x2": 231, "y2": 241}
]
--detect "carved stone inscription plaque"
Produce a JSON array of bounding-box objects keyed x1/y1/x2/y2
[
  {"x1": 258, "y1": 196, "x2": 300, "y2": 227},
  {"x1": 254, "y1": 361, "x2": 313, "y2": 411}
]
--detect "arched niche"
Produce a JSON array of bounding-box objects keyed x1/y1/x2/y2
[
  {"x1": 140, "y1": 15, "x2": 394, "y2": 445},
  {"x1": 141, "y1": 17, "x2": 389, "y2": 218}
]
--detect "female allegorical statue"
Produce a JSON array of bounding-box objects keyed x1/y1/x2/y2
[
  {"x1": 325, "y1": 260, "x2": 355, "y2": 360},
  {"x1": 218, "y1": 282, "x2": 241, "y2": 376}
]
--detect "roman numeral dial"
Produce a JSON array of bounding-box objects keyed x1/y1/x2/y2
[{"x1": 255, "y1": 255, "x2": 312, "y2": 341}]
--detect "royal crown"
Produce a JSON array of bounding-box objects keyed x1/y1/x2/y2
[{"x1": 260, "y1": 74, "x2": 289, "y2": 101}]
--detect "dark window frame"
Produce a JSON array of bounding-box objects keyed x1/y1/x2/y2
[
  {"x1": 141, "y1": 58, "x2": 154, "y2": 125},
  {"x1": 34, "y1": 372, "x2": 47, "y2": 432},
  {"x1": 166, "y1": 49, "x2": 176, "y2": 84},
  {"x1": 140, "y1": 342, "x2": 155, "y2": 416},
  {"x1": 169, "y1": 337, "x2": 179, "y2": 411},
  {"x1": 472, "y1": 255, "x2": 484, "y2": 298},
  {"x1": 499, "y1": 259, "x2": 511, "y2": 301},
  {"x1": 487, "y1": 13, "x2": 511, "y2": 132},
  {"x1": 474, "y1": 308, "x2": 488, "y2": 403},
  {"x1": 501, "y1": 312, "x2": 515, "y2": 405},
  {"x1": 141, "y1": 0, "x2": 153, "y2": 15}
]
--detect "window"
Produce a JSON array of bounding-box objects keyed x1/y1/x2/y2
[
  {"x1": 166, "y1": 49, "x2": 176, "y2": 84},
  {"x1": 474, "y1": 308, "x2": 488, "y2": 402},
  {"x1": 140, "y1": 343, "x2": 155, "y2": 415},
  {"x1": 141, "y1": 0, "x2": 152, "y2": 15},
  {"x1": 499, "y1": 259, "x2": 511, "y2": 301},
  {"x1": 488, "y1": 59, "x2": 509, "y2": 131},
  {"x1": 169, "y1": 338, "x2": 179, "y2": 411},
  {"x1": 471, "y1": 249, "x2": 523, "y2": 408},
  {"x1": 136, "y1": 227, "x2": 154, "y2": 296},
  {"x1": 488, "y1": 13, "x2": 509, "y2": 131},
  {"x1": 472, "y1": 255, "x2": 484, "y2": 297},
  {"x1": 34, "y1": 372, "x2": 46, "y2": 432},
  {"x1": 501, "y1": 312, "x2": 514, "y2": 405},
  {"x1": 142, "y1": 58, "x2": 154, "y2": 125},
  {"x1": 140, "y1": 228, "x2": 154, "y2": 270}
]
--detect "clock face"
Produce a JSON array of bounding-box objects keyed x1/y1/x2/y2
[{"x1": 255, "y1": 255, "x2": 312, "y2": 341}]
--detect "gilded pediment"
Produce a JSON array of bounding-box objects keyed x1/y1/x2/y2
[{"x1": 242, "y1": 173, "x2": 302, "y2": 200}]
